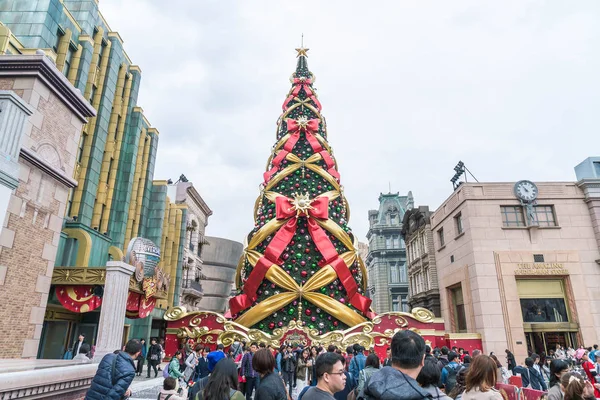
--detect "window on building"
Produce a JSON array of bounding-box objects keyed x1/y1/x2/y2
[
  {"x1": 63, "y1": 47, "x2": 74, "y2": 76},
  {"x1": 438, "y1": 228, "x2": 445, "y2": 247},
  {"x1": 450, "y1": 255, "x2": 455, "y2": 263},
  {"x1": 501, "y1": 206, "x2": 525, "y2": 227},
  {"x1": 533, "y1": 254, "x2": 545, "y2": 263},
  {"x1": 594, "y1": 162, "x2": 600, "y2": 177},
  {"x1": 392, "y1": 235, "x2": 400, "y2": 248},
  {"x1": 455, "y1": 213, "x2": 463, "y2": 235},
  {"x1": 390, "y1": 214, "x2": 397, "y2": 225},
  {"x1": 77, "y1": 133, "x2": 87, "y2": 164},
  {"x1": 449, "y1": 285, "x2": 468, "y2": 332},
  {"x1": 390, "y1": 263, "x2": 399, "y2": 283},
  {"x1": 424, "y1": 268, "x2": 430, "y2": 291},
  {"x1": 520, "y1": 298, "x2": 568, "y2": 323},
  {"x1": 399, "y1": 263, "x2": 407, "y2": 283},
  {"x1": 197, "y1": 243, "x2": 203, "y2": 258},
  {"x1": 385, "y1": 236, "x2": 392, "y2": 249},
  {"x1": 534, "y1": 205, "x2": 557, "y2": 227},
  {"x1": 392, "y1": 297, "x2": 400, "y2": 312}
]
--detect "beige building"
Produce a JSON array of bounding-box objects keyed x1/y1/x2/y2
[
  {"x1": 0, "y1": 54, "x2": 95, "y2": 358},
  {"x1": 430, "y1": 181, "x2": 600, "y2": 361},
  {"x1": 169, "y1": 179, "x2": 212, "y2": 311}
]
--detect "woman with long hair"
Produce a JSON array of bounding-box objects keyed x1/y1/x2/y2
[
  {"x1": 462, "y1": 355, "x2": 503, "y2": 400},
  {"x1": 296, "y1": 348, "x2": 313, "y2": 395},
  {"x1": 199, "y1": 358, "x2": 244, "y2": 400},
  {"x1": 490, "y1": 355, "x2": 509, "y2": 384},
  {"x1": 449, "y1": 367, "x2": 468, "y2": 400},
  {"x1": 548, "y1": 359, "x2": 570, "y2": 400},
  {"x1": 417, "y1": 360, "x2": 453, "y2": 400},
  {"x1": 559, "y1": 372, "x2": 598, "y2": 400}
]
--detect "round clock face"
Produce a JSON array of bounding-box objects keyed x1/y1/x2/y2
[{"x1": 514, "y1": 180, "x2": 538, "y2": 202}]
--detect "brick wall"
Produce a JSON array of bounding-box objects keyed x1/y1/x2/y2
[{"x1": 0, "y1": 74, "x2": 86, "y2": 358}]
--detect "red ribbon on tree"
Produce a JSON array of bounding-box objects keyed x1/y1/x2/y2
[
  {"x1": 282, "y1": 78, "x2": 322, "y2": 111},
  {"x1": 229, "y1": 194, "x2": 372, "y2": 319},
  {"x1": 263, "y1": 118, "x2": 340, "y2": 184}
]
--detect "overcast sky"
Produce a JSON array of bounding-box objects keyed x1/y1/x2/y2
[{"x1": 100, "y1": 0, "x2": 600, "y2": 242}]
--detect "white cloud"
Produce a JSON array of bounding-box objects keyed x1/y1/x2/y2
[{"x1": 100, "y1": 0, "x2": 600, "y2": 242}]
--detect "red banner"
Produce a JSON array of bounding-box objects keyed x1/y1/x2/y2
[
  {"x1": 521, "y1": 387, "x2": 546, "y2": 400},
  {"x1": 495, "y1": 384, "x2": 520, "y2": 400},
  {"x1": 125, "y1": 291, "x2": 156, "y2": 319},
  {"x1": 55, "y1": 285, "x2": 102, "y2": 313}
]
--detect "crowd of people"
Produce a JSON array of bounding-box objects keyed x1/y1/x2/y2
[{"x1": 83, "y1": 336, "x2": 600, "y2": 400}]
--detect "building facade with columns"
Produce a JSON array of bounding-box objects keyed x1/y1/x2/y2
[
  {"x1": 0, "y1": 2, "x2": 187, "y2": 358},
  {"x1": 168, "y1": 179, "x2": 213, "y2": 312},
  {"x1": 365, "y1": 192, "x2": 412, "y2": 313},
  {"x1": 401, "y1": 206, "x2": 441, "y2": 317},
  {"x1": 430, "y1": 179, "x2": 600, "y2": 362}
]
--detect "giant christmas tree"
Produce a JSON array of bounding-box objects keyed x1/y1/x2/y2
[{"x1": 228, "y1": 47, "x2": 375, "y2": 336}]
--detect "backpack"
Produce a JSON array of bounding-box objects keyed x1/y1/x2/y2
[
  {"x1": 163, "y1": 364, "x2": 170, "y2": 379},
  {"x1": 444, "y1": 364, "x2": 460, "y2": 393}
]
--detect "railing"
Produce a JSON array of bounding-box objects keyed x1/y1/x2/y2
[{"x1": 182, "y1": 279, "x2": 203, "y2": 294}]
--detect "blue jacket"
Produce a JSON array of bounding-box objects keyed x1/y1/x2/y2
[
  {"x1": 441, "y1": 362, "x2": 461, "y2": 385},
  {"x1": 514, "y1": 366, "x2": 547, "y2": 391},
  {"x1": 349, "y1": 353, "x2": 366, "y2": 380},
  {"x1": 85, "y1": 352, "x2": 136, "y2": 400},
  {"x1": 207, "y1": 350, "x2": 226, "y2": 373}
]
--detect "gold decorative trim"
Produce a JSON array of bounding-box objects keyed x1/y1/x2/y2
[
  {"x1": 52, "y1": 267, "x2": 106, "y2": 285},
  {"x1": 445, "y1": 333, "x2": 482, "y2": 340}
]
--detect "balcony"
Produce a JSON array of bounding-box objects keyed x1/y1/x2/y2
[{"x1": 182, "y1": 279, "x2": 204, "y2": 300}]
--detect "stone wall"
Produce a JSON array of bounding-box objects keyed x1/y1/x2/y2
[{"x1": 0, "y1": 55, "x2": 94, "y2": 358}]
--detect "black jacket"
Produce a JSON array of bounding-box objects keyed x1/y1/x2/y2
[
  {"x1": 513, "y1": 366, "x2": 547, "y2": 391},
  {"x1": 282, "y1": 352, "x2": 296, "y2": 373},
  {"x1": 255, "y1": 372, "x2": 287, "y2": 400},
  {"x1": 85, "y1": 352, "x2": 136, "y2": 400},
  {"x1": 195, "y1": 357, "x2": 210, "y2": 379},
  {"x1": 148, "y1": 343, "x2": 162, "y2": 362}
]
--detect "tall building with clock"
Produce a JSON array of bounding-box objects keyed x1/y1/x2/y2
[
  {"x1": 430, "y1": 176, "x2": 600, "y2": 363},
  {"x1": 365, "y1": 191, "x2": 413, "y2": 314}
]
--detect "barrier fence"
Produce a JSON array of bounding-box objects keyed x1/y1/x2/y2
[{"x1": 495, "y1": 383, "x2": 547, "y2": 400}]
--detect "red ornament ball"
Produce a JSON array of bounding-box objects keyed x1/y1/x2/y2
[
  {"x1": 301, "y1": 271, "x2": 308, "y2": 278},
  {"x1": 305, "y1": 309, "x2": 312, "y2": 316},
  {"x1": 269, "y1": 322, "x2": 275, "y2": 329}
]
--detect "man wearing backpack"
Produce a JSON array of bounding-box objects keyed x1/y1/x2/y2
[
  {"x1": 349, "y1": 344, "x2": 366, "y2": 381},
  {"x1": 437, "y1": 347, "x2": 450, "y2": 371},
  {"x1": 85, "y1": 339, "x2": 141, "y2": 400},
  {"x1": 441, "y1": 352, "x2": 461, "y2": 394}
]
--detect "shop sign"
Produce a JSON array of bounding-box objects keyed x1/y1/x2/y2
[
  {"x1": 125, "y1": 237, "x2": 161, "y2": 279},
  {"x1": 514, "y1": 263, "x2": 568, "y2": 275}
]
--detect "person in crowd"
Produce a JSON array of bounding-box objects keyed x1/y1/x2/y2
[
  {"x1": 364, "y1": 330, "x2": 432, "y2": 400},
  {"x1": 297, "y1": 348, "x2": 314, "y2": 395},
  {"x1": 555, "y1": 346, "x2": 566, "y2": 360},
  {"x1": 382, "y1": 347, "x2": 392, "y2": 367},
  {"x1": 472, "y1": 350, "x2": 481, "y2": 359},
  {"x1": 70, "y1": 333, "x2": 87, "y2": 359},
  {"x1": 349, "y1": 344, "x2": 366, "y2": 380},
  {"x1": 253, "y1": 348, "x2": 288, "y2": 400},
  {"x1": 311, "y1": 346, "x2": 320, "y2": 385},
  {"x1": 505, "y1": 350, "x2": 516, "y2": 374},
  {"x1": 547, "y1": 359, "x2": 570, "y2": 400},
  {"x1": 73, "y1": 343, "x2": 91, "y2": 363},
  {"x1": 281, "y1": 344, "x2": 297, "y2": 396},
  {"x1": 275, "y1": 345, "x2": 284, "y2": 375},
  {"x1": 434, "y1": 347, "x2": 442, "y2": 359},
  {"x1": 531, "y1": 354, "x2": 544, "y2": 379},
  {"x1": 148, "y1": 338, "x2": 162, "y2": 378},
  {"x1": 207, "y1": 343, "x2": 227, "y2": 373},
  {"x1": 356, "y1": 354, "x2": 380, "y2": 399},
  {"x1": 241, "y1": 342, "x2": 259, "y2": 400},
  {"x1": 192, "y1": 358, "x2": 244, "y2": 400},
  {"x1": 442, "y1": 352, "x2": 462, "y2": 393},
  {"x1": 158, "y1": 377, "x2": 188, "y2": 400},
  {"x1": 303, "y1": 352, "x2": 347, "y2": 400},
  {"x1": 490, "y1": 355, "x2": 509, "y2": 384},
  {"x1": 345, "y1": 346, "x2": 354, "y2": 371},
  {"x1": 158, "y1": 338, "x2": 166, "y2": 371},
  {"x1": 438, "y1": 347, "x2": 451, "y2": 370},
  {"x1": 184, "y1": 344, "x2": 201, "y2": 382},
  {"x1": 560, "y1": 371, "x2": 597, "y2": 400},
  {"x1": 136, "y1": 338, "x2": 147, "y2": 376},
  {"x1": 230, "y1": 339, "x2": 243, "y2": 360},
  {"x1": 448, "y1": 367, "x2": 468, "y2": 400},
  {"x1": 589, "y1": 345, "x2": 598, "y2": 363},
  {"x1": 333, "y1": 357, "x2": 356, "y2": 400},
  {"x1": 463, "y1": 356, "x2": 472, "y2": 369},
  {"x1": 234, "y1": 346, "x2": 247, "y2": 394},
  {"x1": 459, "y1": 349, "x2": 465, "y2": 363},
  {"x1": 578, "y1": 351, "x2": 600, "y2": 398},
  {"x1": 169, "y1": 351, "x2": 185, "y2": 380},
  {"x1": 417, "y1": 360, "x2": 453, "y2": 400},
  {"x1": 461, "y1": 355, "x2": 502, "y2": 400},
  {"x1": 513, "y1": 357, "x2": 547, "y2": 391},
  {"x1": 85, "y1": 339, "x2": 141, "y2": 400},
  {"x1": 196, "y1": 346, "x2": 210, "y2": 381},
  {"x1": 425, "y1": 345, "x2": 436, "y2": 362},
  {"x1": 327, "y1": 344, "x2": 337, "y2": 353}
]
